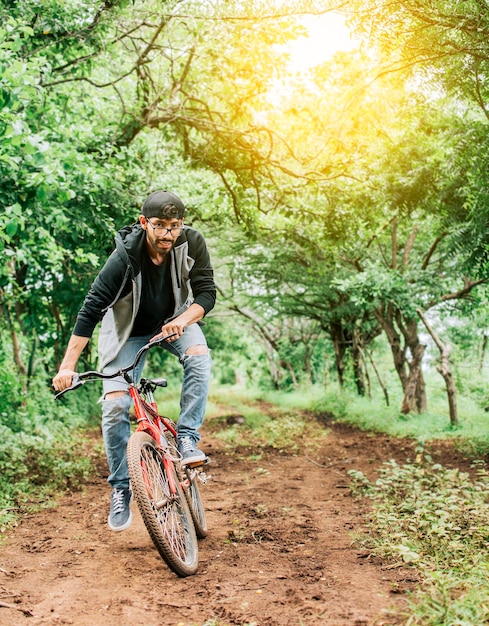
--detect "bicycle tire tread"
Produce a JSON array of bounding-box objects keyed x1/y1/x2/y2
[
  {"x1": 183, "y1": 469, "x2": 208, "y2": 539},
  {"x1": 127, "y1": 431, "x2": 198, "y2": 577}
]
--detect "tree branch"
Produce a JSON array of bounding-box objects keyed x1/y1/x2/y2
[{"x1": 421, "y1": 232, "x2": 448, "y2": 270}]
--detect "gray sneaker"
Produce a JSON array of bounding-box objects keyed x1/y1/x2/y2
[
  {"x1": 108, "y1": 487, "x2": 133, "y2": 531},
  {"x1": 177, "y1": 436, "x2": 206, "y2": 466}
]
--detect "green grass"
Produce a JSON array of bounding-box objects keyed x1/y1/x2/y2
[
  {"x1": 206, "y1": 385, "x2": 329, "y2": 452},
  {"x1": 216, "y1": 373, "x2": 489, "y2": 456},
  {"x1": 0, "y1": 377, "x2": 103, "y2": 534},
  {"x1": 312, "y1": 385, "x2": 489, "y2": 457},
  {"x1": 205, "y1": 375, "x2": 489, "y2": 458}
]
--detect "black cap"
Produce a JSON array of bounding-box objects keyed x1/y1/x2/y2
[{"x1": 141, "y1": 190, "x2": 186, "y2": 219}]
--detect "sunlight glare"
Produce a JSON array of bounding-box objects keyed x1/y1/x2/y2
[
  {"x1": 255, "y1": 12, "x2": 358, "y2": 116},
  {"x1": 285, "y1": 13, "x2": 356, "y2": 72}
]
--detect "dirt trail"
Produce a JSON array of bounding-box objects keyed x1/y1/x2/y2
[{"x1": 0, "y1": 411, "x2": 462, "y2": 626}]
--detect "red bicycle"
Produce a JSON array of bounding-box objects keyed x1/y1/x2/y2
[{"x1": 55, "y1": 336, "x2": 208, "y2": 577}]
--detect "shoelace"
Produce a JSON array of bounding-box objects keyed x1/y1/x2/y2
[
  {"x1": 111, "y1": 489, "x2": 126, "y2": 514},
  {"x1": 179, "y1": 437, "x2": 195, "y2": 453}
]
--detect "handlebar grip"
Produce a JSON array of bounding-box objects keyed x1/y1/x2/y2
[
  {"x1": 53, "y1": 376, "x2": 84, "y2": 400},
  {"x1": 149, "y1": 332, "x2": 178, "y2": 347}
]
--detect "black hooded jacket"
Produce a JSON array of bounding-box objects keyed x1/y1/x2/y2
[{"x1": 73, "y1": 223, "x2": 216, "y2": 367}]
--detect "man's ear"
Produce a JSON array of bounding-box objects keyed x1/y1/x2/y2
[{"x1": 139, "y1": 215, "x2": 147, "y2": 229}]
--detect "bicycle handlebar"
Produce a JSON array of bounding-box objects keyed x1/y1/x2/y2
[{"x1": 54, "y1": 333, "x2": 177, "y2": 400}]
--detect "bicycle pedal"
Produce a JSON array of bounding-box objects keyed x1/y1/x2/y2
[
  {"x1": 198, "y1": 471, "x2": 209, "y2": 485},
  {"x1": 184, "y1": 455, "x2": 210, "y2": 469}
]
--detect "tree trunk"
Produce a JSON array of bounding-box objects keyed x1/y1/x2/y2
[
  {"x1": 400, "y1": 316, "x2": 427, "y2": 414},
  {"x1": 303, "y1": 345, "x2": 313, "y2": 386},
  {"x1": 279, "y1": 359, "x2": 298, "y2": 390},
  {"x1": 361, "y1": 346, "x2": 390, "y2": 406},
  {"x1": 375, "y1": 305, "x2": 427, "y2": 414},
  {"x1": 329, "y1": 321, "x2": 348, "y2": 387},
  {"x1": 480, "y1": 331, "x2": 489, "y2": 373},
  {"x1": 264, "y1": 342, "x2": 281, "y2": 390},
  {"x1": 400, "y1": 342, "x2": 426, "y2": 414},
  {"x1": 417, "y1": 309, "x2": 458, "y2": 426},
  {"x1": 5, "y1": 306, "x2": 27, "y2": 378},
  {"x1": 374, "y1": 305, "x2": 408, "y2": 391},
  {"x1": 5, "y1": 305, "x2": 28, "y2": 407},
  {"x1": 438, "y1": 356, "x2": 458, "y2": 426},
  {"x1": 352, "y1": 328, "x2": 366, "y2": 396}
]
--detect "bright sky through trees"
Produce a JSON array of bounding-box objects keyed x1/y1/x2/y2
[
  {"x1": 260, "y1": 12, "x2": 357, "y2": 109},
  {"x1": 285, "y1": 13, "x2": 357, "y2": 71}
]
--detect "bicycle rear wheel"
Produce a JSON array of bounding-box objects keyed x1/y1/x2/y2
[
  {"x1": 183, "y1": 467, "x2": 208, "y2": 539},
  {"x1": 165, "y1": 427, "x2": 207, "y2": 539},
  {"x1": 127, "y1": 431, "x2": 198, "y2": 577}
]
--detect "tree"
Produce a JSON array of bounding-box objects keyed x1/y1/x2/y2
[
  {"x1": 3, "y1": 0, "x2": 489, "y2": 415},
  {"x1": 345, "y1": 0, "x2": 489, "y2": 279}
]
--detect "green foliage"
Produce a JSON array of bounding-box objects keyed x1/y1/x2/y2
[
  {"x1": 0, "y1": 333, "x2": 99, "y2": 530},
  {"x1": 0, "y1": 11, "x2": 149, "y2": 365},
  {"x1": 311, "y1": 374, "x2": 489, "y2": 450},
  {"x1": 202, "y1": 316, "x2": 271, "y2": 386},
  {"x1": 349, "y1": 454, "x2": 489, "y2": 624},
  {"x1": 333, "y1": 265, "x2": 420, "y2": 318},
  {"x1": 0, "y1": 380, "x2": 97, "y2": 531},
  {"x1": 0, "y1": 344, "x2": 23, "y2": 421}
]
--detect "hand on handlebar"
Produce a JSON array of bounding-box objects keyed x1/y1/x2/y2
[
  {"x1": 52, "y1": 368, "x2": 77, "y2": 392},
  {"x1": 150, "y1": 325, "x2": 183, "y2": 343}
]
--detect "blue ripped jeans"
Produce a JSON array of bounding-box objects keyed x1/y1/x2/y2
[{"x1": 100, "y1": 323, "x2": 212, "y2": 490}]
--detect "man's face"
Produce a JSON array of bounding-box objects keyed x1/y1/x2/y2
[{"x1": 140, "y1": 216, "x2": 183, "y2": 257}]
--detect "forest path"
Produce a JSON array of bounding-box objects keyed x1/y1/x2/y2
[{"x1": 0, "y1": 407, "x2": 467, "y2": 626}]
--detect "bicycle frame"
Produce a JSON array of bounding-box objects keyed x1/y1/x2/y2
[
  {"x1": 129, "y1": 382, "x2": 207, "y2": 533},
  {"x1": 128, "y1": 382, "x2": 180, "y2": 496}
]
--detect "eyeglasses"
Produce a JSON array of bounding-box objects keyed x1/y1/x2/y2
[{"x1": 146, "y1": 221, "x2": 183, "y2": 236}]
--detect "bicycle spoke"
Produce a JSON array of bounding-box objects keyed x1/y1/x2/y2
[
  {"x1": 127, "y1": 432, "x2": 198, "y2": 577},
  {"x1": 141, "y1": 448, "x2": 190, "y2": 560}
]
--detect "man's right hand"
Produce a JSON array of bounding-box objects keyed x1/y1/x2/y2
[{"x1": 52, "y1": 369, "x2": 76, "y2": 392}]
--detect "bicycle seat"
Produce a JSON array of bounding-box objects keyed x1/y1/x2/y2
[{"x1": 150, "y1": 378, "x2": 167, "y2": 387}]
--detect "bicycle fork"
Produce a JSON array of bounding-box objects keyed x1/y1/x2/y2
[{"x1": 129, "y1": 386, "x2": 179, "y2": 502}]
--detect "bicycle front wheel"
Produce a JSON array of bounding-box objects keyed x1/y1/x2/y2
[{"x1": 127, "y1": 432, "x2": 198, "y2": 577}]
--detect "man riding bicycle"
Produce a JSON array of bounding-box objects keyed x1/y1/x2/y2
[{"x1": 52, "y1": 190, "x2": 216, "y2": 532}]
